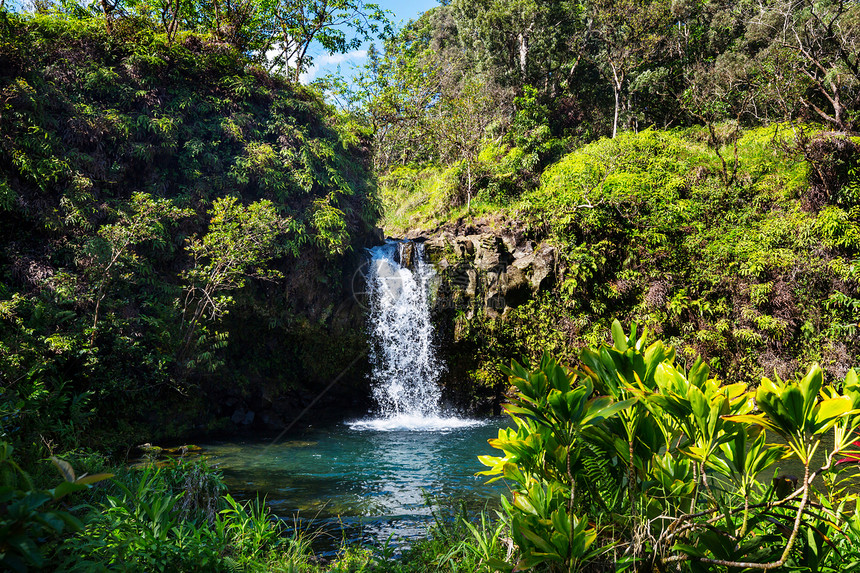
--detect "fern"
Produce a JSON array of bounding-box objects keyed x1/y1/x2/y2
[{"x1": 578, "y1": 442, "x2": 625, "y2": 514}]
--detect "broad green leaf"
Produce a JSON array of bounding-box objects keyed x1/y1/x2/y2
[
  {"x1": 75, "y1": 473, "x2": 113, "y2": 486},
  {"x1": 845, "y1": 369, "x2": 859, "y2": 394},
  {"x1": 502, "y1": 462, "x2": 526, "y2": 484},
  {"x1": 551, "y1": 509, "x2": 571, "y2": 539},
  {"x1": 50, "y1": 457, "x2": 75, "y2": 482},
  {"x1": 800, "y1": 364, "x2": 824, "y2": 420},
  {"x1": 688, "y1": 357, "x2": 709, "y2": 389},
  {"x1": 515, "y1": 553, "x2": 553, "y2": 570},
  {"x1": 722, "y1": 414, "x2": 780, "y2": 433},
  {"x1": 688, "y1": 385, "x2": 709, "y2": 426},
  {"x1": 516, "y1": 525, "x2": 557, "y2": 554},
  {"x1": 485, "y1": 557, "x2": 513, "y2": 572},
  {"x1": 513, "y1": 493, "x2": 538, "y2": 516},
  {"x1": 814, "y1": 396, "x2": 852, "y2": 426},
  {"x1": 51, "y1": 481, "x2": 86, "y2": 500},
  {"x1": 611, "y1": 319, "x2": 628, "y2": 351}
]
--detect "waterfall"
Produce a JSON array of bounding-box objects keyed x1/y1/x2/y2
[
  {"x1": 367, "y1": 241, "x2": 442, "y2": 417},
  {"x1": 351, "y1": 240, "x2": 478, "y2": 431}
]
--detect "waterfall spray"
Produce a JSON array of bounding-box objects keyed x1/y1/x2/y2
[{"x1": 352, "y1": 240, "x2": 477, "y2": 431}]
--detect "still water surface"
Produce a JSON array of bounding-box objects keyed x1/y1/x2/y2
[{"x1": 200, "y1": 417, "x2": 511, "y2": 550}]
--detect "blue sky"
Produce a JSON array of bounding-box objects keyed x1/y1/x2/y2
[{"x1": 299, "y1": 0, "x2": 441, "y2": 84}]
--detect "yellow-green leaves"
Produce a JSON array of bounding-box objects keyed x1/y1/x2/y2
[
  {"x1": 505, "y1": 480, "x2": 601, "y2": 571},
  {"x1": 485, "y1": 325, "x2": 860, "y2": 571},
  {"x1": 611, "y1": 318, "x2": 628, "y2": 351},
  {"x1": 736, "y1": 365, "x2": 860, "y2": 463}
]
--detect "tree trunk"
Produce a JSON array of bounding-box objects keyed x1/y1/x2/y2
[
  {"x1": 517, "y1": 31, "x2": 528, "y2": 82},
  {"x1": 612, "y1": 85, "x2": 620, "y2": 139},
  {"x1": 100, "y1": 0, "x2": 113, "y2": 33},
  {"x1": 167, "y1": 0, "x2": 181, "y2": 44},
  {"x1": 91, "y1": 291, "x2": 105, "y2": 346},
  {"x1": 466, "y1": 162, "x2": 472, "y2": 213},
  {"x1": 627, "y1": 92, "x2": 635, "y2": 132},
  {"x1": 294, "y1": 44, "x2": 310, "y2": 83},
  {"x1": 610, "y1": 62, "x2": 621, "y2": 138}
]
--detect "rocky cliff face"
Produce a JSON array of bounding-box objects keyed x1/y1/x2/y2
[
  {"x1": 409, "y1": 218, "x2": 556, "y2": 319},
  {"x1": 216, "y1": 243, "x2": 380, "y2": 433},
  {"x1": 229, "y1": 217, "x2": 558, "y2": 427},
  {"x1": 404, "y1": 217, "x2": 558, "y2": 412},
  {"x1": 240, "y1": 218, "x2": 556, "y2": 425}
]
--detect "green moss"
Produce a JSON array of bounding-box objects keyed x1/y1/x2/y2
[{"x1": 387, "y1": 126, "x2": 860, "y2": 393}]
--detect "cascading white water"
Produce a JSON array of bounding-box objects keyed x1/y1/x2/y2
[
  {"x1": 351, "y1": 240, "x2": 479, "y2": 431},
  {"x1": 368, "y1": 240, "x2": 441, "y2": 416}
]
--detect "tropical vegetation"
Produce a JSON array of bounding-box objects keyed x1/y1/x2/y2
[
  {"x1": 480, "y1": 322, "x2": 860, "y2": 571},
  {"x1": 2, "y1": 0, "x2": 860, "y2": 570}
]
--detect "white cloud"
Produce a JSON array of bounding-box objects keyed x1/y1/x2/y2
[
  {"x1": 264, "y1": 42, "x2": 299, "y2": 71},
  {"x1": 300, "y1": 50, "x2": 368, "y2": 84}
]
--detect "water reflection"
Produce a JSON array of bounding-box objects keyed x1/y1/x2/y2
[{"x1": 200, "y1": 419, "x2": 510, "y2": 551}]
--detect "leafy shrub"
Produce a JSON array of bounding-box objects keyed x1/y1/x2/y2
[
  {"x1": 60, "y1": 459, "x2": 302, "y2": 572},
  {"x1": 480, "y1": 321, "x2": 860, "y2": 571},
  {"x1": 423, "y1": 126, "x2": 860, "y2": 400},
  {"x1": 0, "y1": 11, "x2": 379, "y2": 452},
  {"x1": 0, "y1": 442, "x2": 111, "y2": 572}
]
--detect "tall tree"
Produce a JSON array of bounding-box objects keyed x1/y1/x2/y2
[
  {"x1": 452, "y1": 0, "x2": 586, "y2": 94},
  {"x1": 322, "y1": 7, "x2": 500, "y2": 172},
  {"x1": 264, "y1": 0, "x2": 391, "y2": 82},
  {"x1": 431, "y1": 75, "x2": 506, "y2": 210},
  {"x1": 753, "y1": 0, "x2": 860, "y2": 131},
  {"x1": 589, "y1": 0, "x2": 671, "y2": 137}
]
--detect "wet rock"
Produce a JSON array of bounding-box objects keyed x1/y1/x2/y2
[
  {"x1": 502, "y1": 265, "x2": 530, "y2": 307},
  {"x1": 424, "y1": 236, "x2": 447, "y2": 261},
  {"x1": 231, "y1": 408, "x2": 245, "y2": 424},
  {"x1": 531, "y1": 245, "x2": 555, "y2": 292},
  {"x1": 474, "y1": 236, "x2": 502, "y2": 271},
  {"x1": 417, "y1": 221, "x2": 556, "y2": 316},
  {"x1": 454, "y1": 237, "x2": 475, "y2": 257},
  {"x1": 397, "y1": 241, "x2": 416, "y2": 270},
  {"x1": 230, "y1": 407, "x2": 256, "y2": 425},
  {"x1": 501, "y1": 234, "x2": 517, "y2": 253},
  {"x1": 512, "y1": 241, "x2": 536, "y2": 259},
  {"x1": 512, "y1": 253, "x2": 535, "y2": 271},
  {"x1": 464, "y1": 268, "x2": 478, "y2": 298}
]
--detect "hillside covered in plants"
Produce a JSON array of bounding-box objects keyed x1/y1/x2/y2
[
  {"x1": 391, "y1": 126, "x2": 860, "y2": 408},
  {"x1": 341, "y1": 1, "x2": 860, "y2": 406},
  {"x1": 0, "y1": 11, "x2": 380, "y2": 455}
]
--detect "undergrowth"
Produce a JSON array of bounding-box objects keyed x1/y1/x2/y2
[
  {"x1": 385, "y1": 125, "x2": 860, "y2": 390},
  {"x1": 0, "y1": 11, "x2": 378, "y2": 457}
]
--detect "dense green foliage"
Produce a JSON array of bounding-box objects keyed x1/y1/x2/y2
[
  {"x1": 386, "y1": 127, "x2": 860, "y2": 399},
  {"x1": 479, "y1": 323, "x2": 860, "y2": 571},
  {"x1": 346, "y1": 3, "x2": 860, "y2": 400},
  {"x1": 0, "y1": 11, "x2": 379, "y2": 456},
  {"x1": 336, "y1": 0, "x2": 859, "y2": 175},
  {"x1": 6, "y1": 0, "x2": 392, "y2": 82},
  {"x1": 0, "y1": 443, "x2": 397, "y2": 572},
  {"x1": 0, "y1": 443, "x2": 112, "y2": 571},
  {"x1": 3, "y1": 0, "x2": 860, "y2": 570}
]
